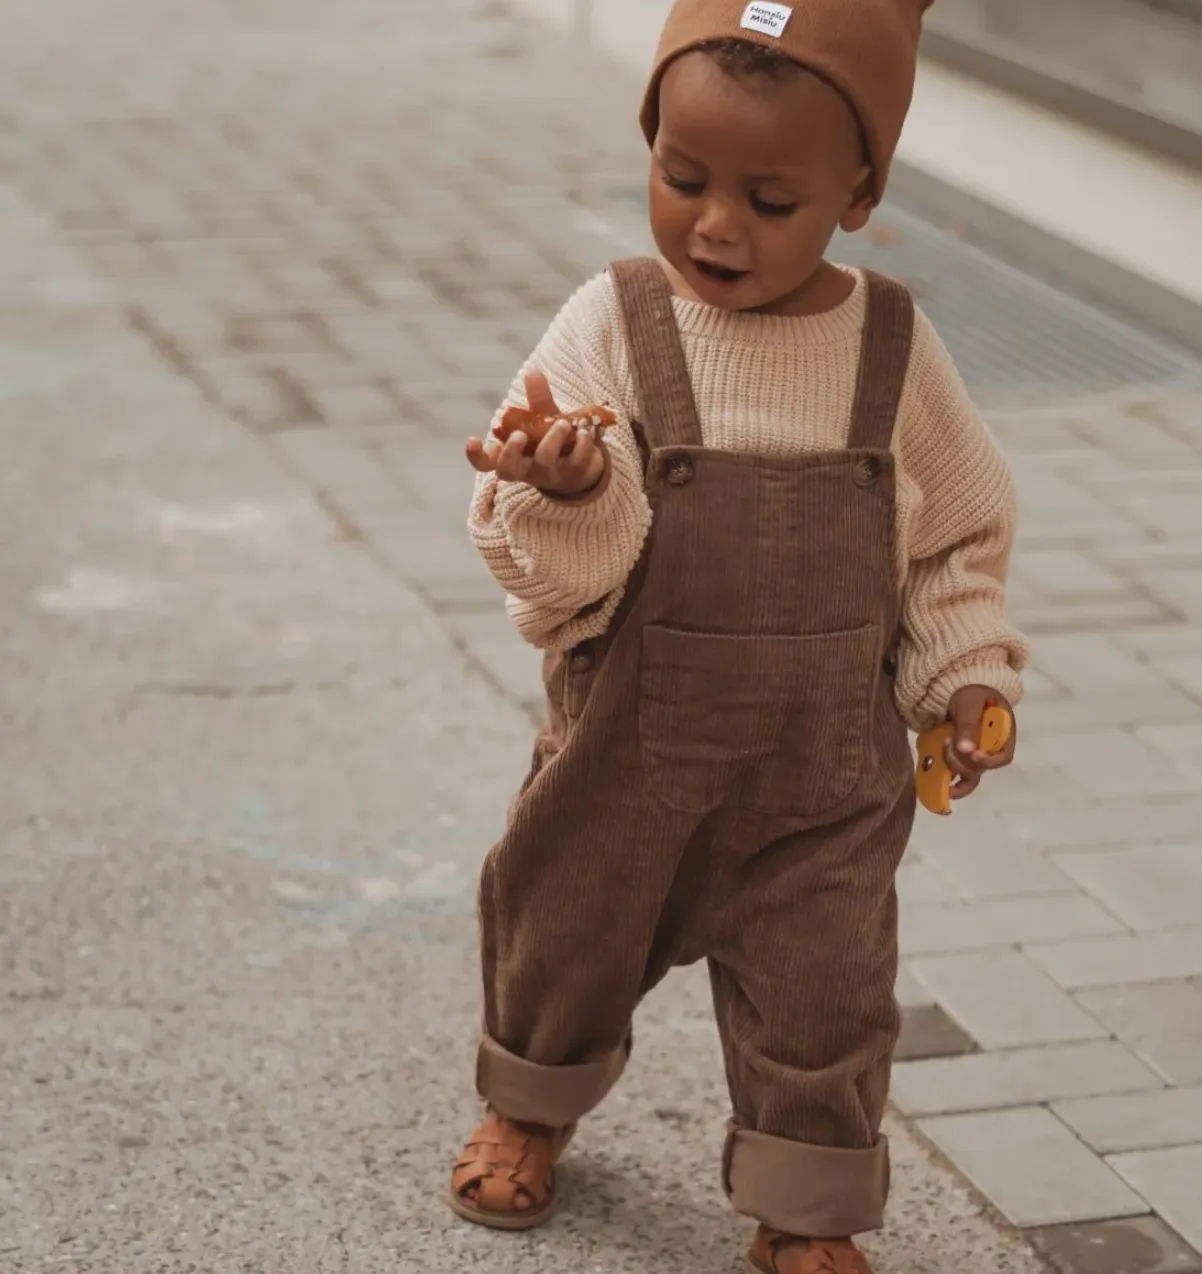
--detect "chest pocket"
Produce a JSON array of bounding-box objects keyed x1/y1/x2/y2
[{"x1": 637, "y1": 622, "x2": 881, "y2": 819}]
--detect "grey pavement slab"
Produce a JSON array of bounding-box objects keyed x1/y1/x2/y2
[
  {"x1": 899, "y1": 894, "x2": 1126, "y2": 957},
  {"x1": 1108, "y1": 1147, "x2": 1202, "y2": 1251},
  {"x1": 1053, "y1": 844, "x2": 1202, "y2": 931},
  {"x1": 892, "y1": 1042, "x2": 1163, "y2": 1117},
  {"x1": 907, "y1": 950, "x2": 1109, "y2": 1049},
  {"x1": 919, "y1": 1107, "x2": 1151, "y2": 1228},
  {"x1": 1053, "y1": 1086, "x2": 1202, "y2": 1154},
  {"x1": 1026, "y1": 930, "x2": 1202, "y2": 991}
]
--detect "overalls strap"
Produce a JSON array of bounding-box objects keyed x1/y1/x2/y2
[
  {"x1": 609, "y1": 258, "x2": 703, "y2": 452},
  {"x1": 846, "y1": 271, "x2": 916, "y2": 452}
]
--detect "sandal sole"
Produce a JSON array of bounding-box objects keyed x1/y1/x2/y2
[{"x1": 447, "y1": 1185, "x2": 557, "y2": 1232}]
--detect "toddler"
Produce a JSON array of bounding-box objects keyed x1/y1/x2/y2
[{"x1": 452, "y1": 1, "x2": 1029, "y2": 1270}]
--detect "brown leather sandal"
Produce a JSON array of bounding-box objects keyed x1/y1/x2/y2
[
  {"x1": 448, "y1": 1110, "x2": 575, "y2": 1231},
  {"x1": 747, "y1": 1228, "x2": 875, "y2": 1274}
]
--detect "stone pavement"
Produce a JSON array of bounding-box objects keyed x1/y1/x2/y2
[{"x1": 0, "y1": 0, "x2": 1197, "y2": 1270}]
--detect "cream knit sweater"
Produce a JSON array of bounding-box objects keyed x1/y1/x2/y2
[{"x1": 468, "y1": 267, "x2": 1028, "y2": 731}]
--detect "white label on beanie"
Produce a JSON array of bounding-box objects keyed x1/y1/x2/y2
[{"x1": 740, "y1": 2, "x2": 793, "y2": 37}]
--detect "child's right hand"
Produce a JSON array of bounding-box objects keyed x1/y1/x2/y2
[{"x1": 466, "y1": 370, "x2": 608, "y2": 499}]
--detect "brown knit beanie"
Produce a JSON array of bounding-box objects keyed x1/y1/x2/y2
[{"x1": 640, "y1": 0, "x2": 935, "y2": 203}]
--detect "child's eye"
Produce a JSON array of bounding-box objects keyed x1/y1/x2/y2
[
  {"x1": 752, "y1": 195, "x2": 799, "y2": 218},
  {"x1": 663, "y1": 173, "x2": 704, "y2": 196}
]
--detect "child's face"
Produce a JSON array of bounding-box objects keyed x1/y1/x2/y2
[{"x1": 649, "y1": 52, "x2": 873, "y2": 314}]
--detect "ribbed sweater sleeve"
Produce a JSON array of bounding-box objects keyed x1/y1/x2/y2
[{"x1": 467, "y1": 274, "x2": 652, "y2": 651}]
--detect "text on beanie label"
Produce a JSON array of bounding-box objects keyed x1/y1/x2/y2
[{"x1": 739, "y1": 2, "x2": 793, "y2": 37}]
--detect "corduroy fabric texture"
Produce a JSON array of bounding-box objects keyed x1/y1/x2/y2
[
  {"x1": 639, "y1": 0, "x2": 935, "y2": 201},
  {"x1": 475, "y1": 258, "x2": 919, "y2": 1237}
]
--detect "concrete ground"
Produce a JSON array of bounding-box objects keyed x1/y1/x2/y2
[{"x1": 0, "y1": 0, "x2": 1197, "y2": 1271}]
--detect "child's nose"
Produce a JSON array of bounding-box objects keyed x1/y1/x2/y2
[{"x1": 695, "y1": 197, "x2": 740, "y2": 245}]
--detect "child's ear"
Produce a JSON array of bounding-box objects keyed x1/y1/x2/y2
[{"x1": 839, "y1": 167, "x2": 875, "y2": 233}]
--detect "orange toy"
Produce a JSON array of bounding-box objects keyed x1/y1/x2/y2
[
  {"x1": 492, "y1": 404, "x2": 616, "y2": 458},
  {"x1": 915, "y1": 703, "x2": 1013, "y2": 816}
]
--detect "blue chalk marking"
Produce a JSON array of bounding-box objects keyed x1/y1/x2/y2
[{"x1": 224, "y1": 791, "x2": 497, "y2": 933}]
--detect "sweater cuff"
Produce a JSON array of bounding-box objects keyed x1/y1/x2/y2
[{"x1": 907, "y1": 661, "x2": 1025, "y2": 734}]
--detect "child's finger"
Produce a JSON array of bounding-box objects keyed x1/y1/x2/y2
[
  {"x1": 464, "y1": 437, "x2": 497, "y2": 473},
  {"x1": 943, "y1": 739, "x2": 980, "y2": 782},
  {"x1": 494, "y1": 434, "x2": 534, "y2": 482},
  {"x1": 949, "y1": 770, "x2": 983, "y2": 800},
  {"x1": 532, "y1": 419, "x2": 576, "y2": 470},
  {"x1": 557, "y1": 431, "x2": 599, "y2": 482},
  {"x1": 523, "y1": 369, "x2": 560, "y2": 420},
  {"x1": 953, "y1": 713, "x2": 982, "y2": 757}
]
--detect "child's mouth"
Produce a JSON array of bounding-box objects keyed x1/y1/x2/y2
[{"x1": 692, "y1": 258, "x2": 749, "y2": 285}]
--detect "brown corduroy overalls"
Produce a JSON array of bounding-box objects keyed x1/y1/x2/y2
[{"x1": 477, "y1": 259, "x2": 918, "y2": 1239}]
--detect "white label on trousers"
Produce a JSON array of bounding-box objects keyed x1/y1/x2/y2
[{"x1": 740, "y1": 2, "x2": 793, "y2": 37}]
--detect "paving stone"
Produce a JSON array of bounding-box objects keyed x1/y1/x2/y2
[
  {"x1": 1108, "y1": 1146, "x2": 1202, "y2": 1251},
  {"x1": 1030, "y1": 632, "x2": 1170, "y2": 694},
  {"x1": 1130, "y1": 1036, "x2": 1202, "y2": 1086},
  {"x1": 1015, "y1": 473, "x2": 1145, "y2": 544},
  {"x1": 1075, "y1": 415, "x2": 1199, "y2": 467},
  {"x1": 1011, "y1": 592, "x2": 1173, "y2": 637},
  {"x1": 893, "y1": 1041, "x2": 1162, "y2": 1117},
  {"x1": 1073, "y1": 981, "x2": 1202, "y2": 1085},
  {"x1": 1018, "y1": 730, "x2": 1196, "y2": 801},
  {"x1": 440, "y1": 609, "x2": 544, "y2": 705},
  {"x1": 905, "y1": 809, "x2": 1017, "y2": 860},
  {"x1": 916, "y1": 840, "x2": 1078, "y2": 901},
  {"x1": 1016, "y1": 551, "x2": 1133, "y2": 601},
  {"x1": 299, "y1": 381, "x2": 408, "y2": 429},
  {"x1": 1076, "y1": 981, "x2": 1202, "y2": 1040},
  {"x1": 1000, "y1": 799, "x2": 1202, "y2": 853},
  {"x1": 372, "y1": 437, "x2": 480, "y2": 511},
  {"x1": 1158, "y1": 657, "x2": 1202, "y2": 703},
  {"x1": 1144, "y1": 569, "x2": 1202, "y2": 622},
  {"x1": 966, "y1": 757, "x2": 1087, "y2": 813},
  {"x1": 900, "y1": 895, "x2": 1125, "y2": 957},
  {"x1": 1054, "y1": 844, "x2": 1202, "y2": 931},
  {"x1": 1027, "y1": 930, "x2": 1202, "y2": 991},
  {"x1": 1028, "y1": 1216, "x2": 1202, "y2": 1274},
  {"x1": 1054, "y1": 1087, "x2": 1202, "y2": 1154},
  {"x1": 894, "y1": 1005, "x2": 979, "y2": 1063},
  {"x1": 896, "y1": 859, "x2": 958, "y2": 905},
  {"x1": 919, "y1": 1107, "x2": 1150, "y2": 1228},
  {"x1": 907, "y1": 950, "x2": 1107, "y2": 1049},
  {"x1": 894, "y1": 963, "x2": 935, "y2": 1009},
  {"x1": 269, "y1": 425, "x2": 405, "y2": 520},
  {"x1": 1119, "y1": 493, "x2": 1202, "y2": 541},
  {"x1": 1138, "y1": 725, "x2": 1202, "y2": 768},
  {"x1": 378, "y1": 529, "x2": 501, "y2": 611},
  {"x1": 1019, "y1": 666, "x2": 1066, "y2": 699}
]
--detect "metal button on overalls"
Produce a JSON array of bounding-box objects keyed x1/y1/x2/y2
[
  {"x1": 568, "y1": 646, "x2": 594, "y2": 673},
  {"x1": 664, "y1": 455, "x2": 694, "y2": 486},
  {"x1": 854, "y1": 456, "x2": 882, "y2": 487}
]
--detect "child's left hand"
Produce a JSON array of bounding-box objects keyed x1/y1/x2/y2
[{"x1": 945, "y1": 685, "x2": 1018, "y2": 801}]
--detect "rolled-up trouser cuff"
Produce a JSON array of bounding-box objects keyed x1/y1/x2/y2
[
  {"x1": 722, "y1": 1123, "x2": 890, "y2": 1237},
  {"x1": 476, "y1": 1034, "x2": 628, "y2": 1128}
]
